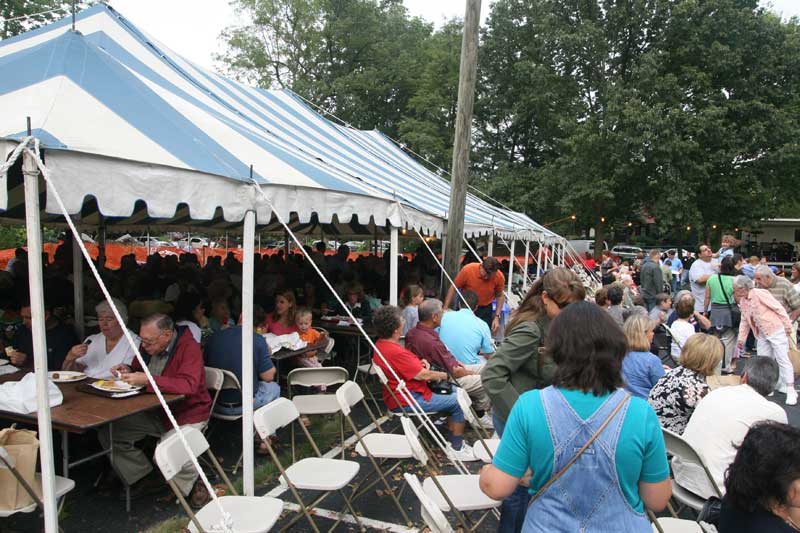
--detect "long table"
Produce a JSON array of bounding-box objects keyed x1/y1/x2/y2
[{"x1": 0, "y1": 371, "x2": 184, "y2": 511}]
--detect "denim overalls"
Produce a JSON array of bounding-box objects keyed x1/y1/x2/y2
[{"x1": 523, "y1": 387, "x2": 650, "y2": 533}]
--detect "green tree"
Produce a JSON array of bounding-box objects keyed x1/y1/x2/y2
[
  {"x1": 1, "y1": 1, "x2": 82, "y2": 40},
  {"x1": 218, "y1": 0, "x2": 433, "y2": 138}
]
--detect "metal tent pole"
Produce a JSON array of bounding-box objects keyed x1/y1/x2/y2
[
  {"x1": 390, "y1": 227, "x2": 399, "y2": 305},
  {"x1": 72, "y1": 218, "x2": 84, "y2": 339},
  {"x1": 507, "y1": 239, "x2": 515, "y2": 295},
  {"x1": 241, "y1": 210, "x2": 256, "y2": 496},
  {"x1": 523, "y1": 240, "x2": 531, "y2": 293},
  {"x1": 23, "y1": 142, "x2": 58, "y2": 532},
  {"x1": 487, "y1": 231, "x2": 494, "y2": 256}
]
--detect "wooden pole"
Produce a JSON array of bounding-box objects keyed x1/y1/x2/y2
[{"x1": 443, "y1": 0, "x2": 482, "y2": 283}]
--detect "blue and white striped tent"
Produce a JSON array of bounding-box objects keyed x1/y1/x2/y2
[{"x1": 0, "y1": 3, "x2": 554, "y2": 242}]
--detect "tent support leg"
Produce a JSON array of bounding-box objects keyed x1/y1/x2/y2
[
  {"x1": 241, "y1": 210, "x2": 256, "y2": 496},
  {"x1": 390, "y1": 227, "x2": 398, "y2": 306}
]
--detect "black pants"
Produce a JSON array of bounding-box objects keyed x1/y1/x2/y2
[{"x1": 475, "y1": 304, "x2": 494, "y2": 330}]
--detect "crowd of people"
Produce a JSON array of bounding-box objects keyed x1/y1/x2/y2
[{"x1": 2, "y1": 232, "x2": 799, "y2": 532}]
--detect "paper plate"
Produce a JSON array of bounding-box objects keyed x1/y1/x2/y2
[
  {"x1": 0, "y1": 358, "x2": 9, "y2": 366},
  {"x1": 48, "y1": 371, "x2": 86, "y2": 383},
  {"x1": 90, "y1": 379, "x2": 143, "y2": 393}
]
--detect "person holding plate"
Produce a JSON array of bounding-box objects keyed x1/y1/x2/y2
[{"x1": 62, "y1": 298, "x2": 139, "y2": 379}]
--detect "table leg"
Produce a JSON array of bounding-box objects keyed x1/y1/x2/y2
[{"x1": 61, "y1": 430, "x2": 69, "y2": 477}]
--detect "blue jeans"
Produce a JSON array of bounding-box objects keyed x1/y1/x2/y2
[
  {"x1": 394, "y1": 391, "x2": 464, "y2": 423},
  {"x1": 213, "y1": 381, "x2": 281, "y2": 416},
  {"x1": 493, "y1": 414, "x2": 531, "y2": 533}
]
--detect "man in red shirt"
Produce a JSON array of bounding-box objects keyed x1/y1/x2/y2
[
  {"x1": 104, "y1": 314, "x2": 211, "y2": 504},
  {"x1": 443, "y1": 257, "x2": 505, "y2": 333},
  {"x1": 372, "y1": 305, "x2": 476, "y2": 461}
]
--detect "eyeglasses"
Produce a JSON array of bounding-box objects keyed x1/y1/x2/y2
[{"x1": 140, "y1": 333, "x2": 164, "y2": 347}]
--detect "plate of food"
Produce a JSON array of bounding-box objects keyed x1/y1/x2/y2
[
  {"x1": 90, "y1": 379, "x2": 144, "y2": 393},
  {"x1": 49, "y1": 371, "x2": 86, "y2": 383}
]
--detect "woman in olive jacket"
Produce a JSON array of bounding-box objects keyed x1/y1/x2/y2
[{"x1": 481, "y1": 267, "x2": 586, "y2": 533}]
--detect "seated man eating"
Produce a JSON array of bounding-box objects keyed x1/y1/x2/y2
[{"x1": 102, "y1": 314, "x2": 211, "y2": 505}]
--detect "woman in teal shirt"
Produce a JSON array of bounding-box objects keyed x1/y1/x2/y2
[{"x1": 479, "y1": 301, "x2": 671, "y2": 532}]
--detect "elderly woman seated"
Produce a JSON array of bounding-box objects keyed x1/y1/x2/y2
[
  {"x1": 647, "y1": 333, "x2": 723, "y2": 434},
  {"x1": 62, "y1": 298, "x2": 140, "y2": 379}
]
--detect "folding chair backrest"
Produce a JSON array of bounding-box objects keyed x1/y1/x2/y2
[
  {"x1": 455, "y1": 387, "x2": 479, "y2": 426},
  {"x1": 401, "y1": 417, "x2": 429, "y2": 465},
  {"x1": 204, "y1": 367, "x2": 225, "y2": 392},
  {"x1": 288, "y1": 366, "x2": 348, "y2": 388},
  {"x1": 335, "y1": 381, "x2": 364, "y2": 416},
  {"x1": 254, "y1": 397, "x2": 300, "y2": 437},
  {"x1": 372, "y1": 363, "x2": 389, "y2": 385},
  {"x1": 403, "y1": 473, "x2": 453, "y2": 533},
  {"x1": 662, "y1": 428, "x2": 722, "y2": 497},
  {"x1": 219, "y1": 368, "x2": 242, "y2": 391},
  {"x1": 154, "y1": 427, "x2": 209, "y2": 482}
]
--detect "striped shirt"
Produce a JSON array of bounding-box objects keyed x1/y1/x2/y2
[{"x1": 766, "y1": 277, "x2": 800, "y2": 314}]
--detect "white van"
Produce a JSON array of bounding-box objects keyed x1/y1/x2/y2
[{"x1": 567, "y1": 240, "x2": 608, "y2": 256}]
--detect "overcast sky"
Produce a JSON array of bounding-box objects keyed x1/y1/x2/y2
[{"x1": 108, "y1": 0, "x2": 799, "y2": 70}]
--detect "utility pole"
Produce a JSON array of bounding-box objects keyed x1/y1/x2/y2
[{"x1": 443, "y1": 0, "x2": 482, "y2": 295}]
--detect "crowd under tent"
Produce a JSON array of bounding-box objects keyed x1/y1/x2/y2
[{"x1": 0, "y1": 4, "x2": 570, "y2": 530}]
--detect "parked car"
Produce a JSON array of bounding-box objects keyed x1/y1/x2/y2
[
  {"x1": 610, "y1": 244, "x2": 643, "y2": 261},
  {"x1": 176, "y1": 236, "x2": 211, "y2": 249}
]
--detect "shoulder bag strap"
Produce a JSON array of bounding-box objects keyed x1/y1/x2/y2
[{"x1": 527, "y1": 393, "x2": 631, "y2": 508}]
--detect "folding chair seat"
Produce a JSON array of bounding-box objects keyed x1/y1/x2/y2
[
  {"x1": 154, "y1": 427, "x2": 282, "y2": 533},
  {"x1": 0, "y1": 447, "x2": 75, "y2": 518},
  {"x1": 401, "y1": 417, "x2": 500, "y2": 531},
  {"x1": 662, "y1": 428, "x2": 723, "y2": 515},
  {"x1": 404, "y1": 473, "x2": 454, "y2": 533},
  {"x1": 288, "y1": 366, "x2": 349, "y2": 460},
  {"x1": 648, "y1": 509, "x2": 709, "y2": 533},
  {"x1": 254, "y1": 397, "x2": 365, "y2": 532},
  {"x1": 455, "y1": 388, "x2": 498, "y2": 463},
  {"x1": 336, "y1": 381, "x2": 414, "y2": 525}
]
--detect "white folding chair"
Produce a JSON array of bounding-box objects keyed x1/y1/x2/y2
[
  {"x1": 404, "y1": 473, "x2": 454, "y2": 533},
  {"x1": 203, "y1": 367, "x2": 225, "y2": 432},
  {"x1": 254, "y1": 398, "x2": 365, "y2": 533},
  {"x1": 208, "y1": 368, "x2": 246, "y2": 473},
  {"x1": 154, "y1": 427, "x2": 282, "y2": 533},
  {"x1": 662, "y1": 428, "x2": 723, "y2": 515},
  {"x1": 335, "y1": 381, "x2": 413, "y2": 526},
  {"x1": 455, "y1": 388, "x2": 499, "y2": 463},
  {"x1": 355, "y1": 361, "x2": 385, "y2": 418},
  {"x1": 0, "y1": 447, "x2": 74, "y2": 519},
  {"x1": 287, "y1": 366, "x2": 348, "y2": 461},
  {"x1": 648, "y1": 509, "x2": 709, "y2": 532},
  {"x1": 401, "y1": 417, "x2": 500, "y2": 531}
]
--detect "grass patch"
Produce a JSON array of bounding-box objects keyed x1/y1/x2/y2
[{"x1": 141, "y1": 516, "x2": 186, "y2": 533}]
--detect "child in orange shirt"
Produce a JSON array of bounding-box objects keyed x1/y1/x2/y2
[{"x1": 295, "y1": 308, "x2": 326, "y2": 370}]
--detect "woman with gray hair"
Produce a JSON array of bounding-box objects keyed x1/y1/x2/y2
[
  {"x1": 62, "y1": 298, "x2": 141, "y2": 379},
  {"x1": 733, "y1": 275, "x2": 796, "y2": 405}
]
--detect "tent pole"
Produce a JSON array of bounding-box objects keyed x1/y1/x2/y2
[
  {"x1": 241, "y1": 210, "x2": 256, "y2": 496},
  {"x1": 224, "y1": 232, "x2": 229, "y2": 256},
  {"x1": 535, "y1": 237, "x2": 543, "y2": 278},
  {"x1": 439, "y1": 230, "x2": 447, "y2": 299},
  {"x1": 146, "y1": 227, "x2": 151, "y2": 257},
  {"x1": 389, "y1": 227, "x2": 398, "y2": 306},
  {"x1": 523, "y1": 240, "x2": 530, "y2": 293},
  {"x1": 72, "y1": 219, "x2": 84, "y2": 339},
  {"x1": 487, "y1": 231, "x2": 494, "y2": 256},
  {"x1": 507, "y1": 239, "x2": 515, "y2": 295},
  {"x1": 284, "y1": 229, "x2": 289, "y2": 256},
  {"x1": 23, "y1": 144, "x2": 58, "y2": 533}
]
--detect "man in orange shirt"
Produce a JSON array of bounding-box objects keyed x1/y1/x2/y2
[{"x1": 443, "y1": 257, "x2": 505, "y2": 333}]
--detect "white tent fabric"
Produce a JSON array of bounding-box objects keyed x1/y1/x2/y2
[{"x1": 0, "y1": 4, "x2": 558, "y2": 241}]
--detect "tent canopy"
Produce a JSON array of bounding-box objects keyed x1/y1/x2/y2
[{"x1": 0, "y1": 3, "x2": 556, "y2": 242}]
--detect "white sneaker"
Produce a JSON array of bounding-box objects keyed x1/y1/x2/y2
[
  {"x1": 477, "y1": 412, "x2": 494, "y2": 429},
  {"x1": 787, "y1": 388, "x2": 798, "y2": 406},
  {"x1": 448, "y1": 442, "x2": 478, "y2": 462}
]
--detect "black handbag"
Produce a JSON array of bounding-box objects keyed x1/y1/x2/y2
[
  {"x1": 428, "y1": 362, "x2": 454, "y2": 395},
  {"x1": 719, "y1": 275, "x2": 741, "y2": 328}
]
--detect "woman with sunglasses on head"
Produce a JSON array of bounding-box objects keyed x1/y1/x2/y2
[
  {"x1": 482, "y1": 267, "x2": 586, "y2": 532},
  {"x1": 480, "y1": 302, "x2": 671, "y2": 532}
]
